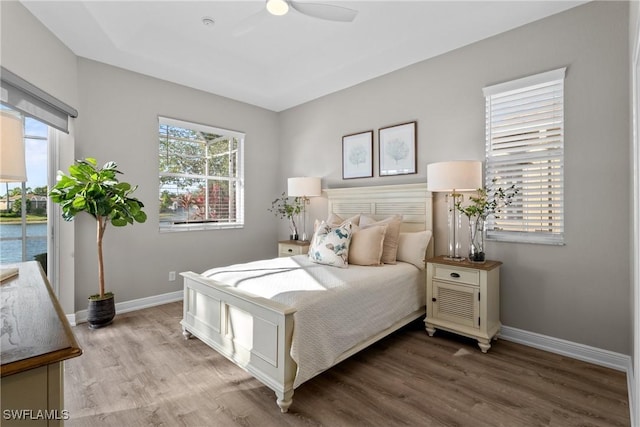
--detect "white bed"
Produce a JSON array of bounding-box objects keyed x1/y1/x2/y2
[{"x1": 180, "y1": 183, "x2": 433, "y2": 412}]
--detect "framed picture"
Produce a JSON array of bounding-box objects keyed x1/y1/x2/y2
[
  {"x1": 342, "y1": 130, "x2": 374, "y2": 179},
  {"x1": 379, "y1": 121, "x2": 417, "y2": 176}
]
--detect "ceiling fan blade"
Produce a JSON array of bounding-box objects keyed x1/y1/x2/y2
[{"x1": 289, "y1": 1, "x2": 358, "y2": 22}]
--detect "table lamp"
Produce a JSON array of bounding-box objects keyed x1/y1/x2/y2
[{"x1": 427, "y1": 161, "x2": 482, "y2": 260}]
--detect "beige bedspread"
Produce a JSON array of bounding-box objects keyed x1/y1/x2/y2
[{"x1": 202, "y1": 255, "x2": 425, "y2": 388}]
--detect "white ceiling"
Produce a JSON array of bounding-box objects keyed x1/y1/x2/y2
[{"x1": 20, "y1": 0, "x2": 587, "y2": 112}]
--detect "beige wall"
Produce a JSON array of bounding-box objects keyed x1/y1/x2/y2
[
  {"x1": 73, "y1": 59, "x2": 281, "y2": 309},
  {"x1": 1, "y1": 1, "x2": 633, "y2": 356},
  {"x1": 280, "y1": 1, "x2": 631, "y2": 354}
]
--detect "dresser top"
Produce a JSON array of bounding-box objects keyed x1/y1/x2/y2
[{"x1": 1, "y1": 261, "x2": 82, "y2": 376}]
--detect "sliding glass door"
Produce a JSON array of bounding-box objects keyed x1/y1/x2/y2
[{"x1": 0, "y1": 106, "x2": 51, "y2": 274}]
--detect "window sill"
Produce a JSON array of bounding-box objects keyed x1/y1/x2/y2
[
  {"x1": 486, "y1": 231, "x2": 565, "y2": 246},
  {"x1": 159, "y1": 223, "x2": 244, "y2": 233}
]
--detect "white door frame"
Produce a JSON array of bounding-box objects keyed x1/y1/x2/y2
[
  {"x1": 632, "y1": 11, "x2": 640, "y2": 426},
  {"x1": 47, "y1": 125, "x2": 76, "y2": 317}
]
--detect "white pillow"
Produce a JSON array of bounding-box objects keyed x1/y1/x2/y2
[
  {"x1": 396, "y1": 231, "x2": 432, "y2": 269},
  {"x1": 308, "y1": 221, "x2": 353, "y2": 268}
]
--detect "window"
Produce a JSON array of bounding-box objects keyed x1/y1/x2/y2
[
  {"x1": 0, "y1": 105, "x2": 50, "y2": 266},
  {"x1": 158, "y1": 117, "x2": 244, "y2": 232},
  {"x1": 1, "y1": 67, "x2": 75, "y2": 292},
  {"x1": 483, "y1": 68, "x2": 565, "y2": 245}
]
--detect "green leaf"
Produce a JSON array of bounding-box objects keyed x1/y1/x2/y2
[
  {"x1": 103, "y1": 161, "x2": 118, "y2": 170},
  {"x1": 72, "y1": 196, "x2": 86, "y2": 209},
  {"x1": 111, "y1": 217, "x2": 128, "y2": 227},
  {"x1": 68, "y1": 164, "x2": 84, "y2": 179},
  {"x1": 116, "y1": 182, "x2": 131, "y2": 192},
  {"x1": 134, "y1": 211, "x2": 147, "y2": 223}
]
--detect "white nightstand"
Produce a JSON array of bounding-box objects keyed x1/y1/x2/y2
[
  {"x1": 425, "y1": 256, "x2": 502, "y2": 353},
  {"x1": 278, "y1": 240, "x2": 310, "y2": 257}
]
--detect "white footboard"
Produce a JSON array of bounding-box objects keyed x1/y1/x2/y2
[{"x1": 180, "y1": 271, "x2": 297, "y2": 412}]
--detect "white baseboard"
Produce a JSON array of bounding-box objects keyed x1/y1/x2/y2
[
  {"x1": 500, "y1": 325, "x2": 630, "y2": 372},
  {"x1": 627, "y1": 361, "x2": 636, "y2": 427},
  {"x1": 66, "y1": 313, "x2": 77, "y2": 326},
  {"x1": 501, "y1": 325, "x2": 636, "y2": 425},
  {"x1": 69, "y1": 290, "x2": 183, "y2": 326}
]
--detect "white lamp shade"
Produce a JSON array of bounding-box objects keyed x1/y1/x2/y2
[
  {"x1": 427, "y1": 160, "x2": 482, "y2": 192},
  {"x1": 288, "y1": 177, "x2": 321, "y2": 197},
  {"x1": 0, "y1": 110, "x2": 26, "y2": 182}
]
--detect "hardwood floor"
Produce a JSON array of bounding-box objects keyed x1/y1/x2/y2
[{"x1": 64, "y1": 302, "x2": 630, "y2": 426}]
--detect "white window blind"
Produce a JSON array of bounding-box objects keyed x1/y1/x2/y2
[
  {"x1": 158, "y1": 117, "x2": 244, "y2": 232},
  {"x1": 483, "y1": 68, "x2": 565, "y2": 245},
  {"x1": 1, "y1": 66, "x2": 77, "y2": 133}
]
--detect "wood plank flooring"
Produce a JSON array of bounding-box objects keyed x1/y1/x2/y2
[{"x1": 64, "y1": 302, "x2": 630, "y2": 426}]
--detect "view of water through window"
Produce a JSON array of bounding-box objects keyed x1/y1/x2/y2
[{"x1": 0, "y1": 109, "x2": 49, "y2": 265}]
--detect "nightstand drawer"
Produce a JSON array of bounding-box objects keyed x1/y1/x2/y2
[
  {"x1": 278, "y1": 241, "x2": 309, "y2": 257},
  {"x1": 434, "y1": 265, "x2": 480, "y2": 286}
]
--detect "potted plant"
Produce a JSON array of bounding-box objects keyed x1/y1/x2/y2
[
  {"x1": 268, "y1": 192, "x2": 303, "y2": 240},
  {"x1": 455, "y1": 181, "x2": 519, "y2": 263},
  {"x1": 49, "y1": 158, "x2": 147, "y2": 328}
]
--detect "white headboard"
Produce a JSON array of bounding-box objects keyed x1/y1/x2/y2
[{"x1": 323, "y1": 183, "x2": 433, "y2": 258}]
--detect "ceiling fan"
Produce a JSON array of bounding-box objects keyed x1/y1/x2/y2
[
  {"x1": 233, "y1": 0, "x2": 358, "y2": 36},
  {"x1": 265, "y1": 0, "x2": 358, "y2": 22}
]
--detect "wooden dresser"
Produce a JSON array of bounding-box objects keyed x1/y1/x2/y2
[{"x1": 1, "y1": 261, "x2": 82, "y2": 426}]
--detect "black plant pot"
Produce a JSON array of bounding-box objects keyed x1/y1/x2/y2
[{"x1": 87, "y1": 294, "x2": 115, "y2": 329}]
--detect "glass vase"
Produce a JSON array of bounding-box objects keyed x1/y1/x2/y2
[
  {"x1": 289, "y1": 216, "x2": 299, "y2": 240},
  {"x1": 468, "y1": 217, "x2": 486, "y2": 263}
]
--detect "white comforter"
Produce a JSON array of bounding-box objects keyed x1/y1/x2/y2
[{"x1": 202, "y1": 255, "x2": 425, "y2": 388}]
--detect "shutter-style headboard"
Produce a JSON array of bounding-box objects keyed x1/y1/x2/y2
[{"x1": 323, "y1": 183, "x2": 433, "y2": 258}]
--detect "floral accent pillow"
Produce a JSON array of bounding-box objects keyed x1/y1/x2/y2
[{"x1": 308, "y1": 221, "x2": 353, "y2": 268}]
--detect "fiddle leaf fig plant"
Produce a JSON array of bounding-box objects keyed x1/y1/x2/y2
[{"x1": 49, "y1": 158, "x2": 147, "y2": 299}]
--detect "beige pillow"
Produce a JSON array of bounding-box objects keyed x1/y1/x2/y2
[
  {"x1": 349, "y1": 224, "x2": 388, "y2": 266},
  {"x1": 327, "y1": 213, "x2": 360, "y2": 227},
  {"x1": 396, "y1": 230, "x2": 432, "y2": 269},
  {"x1": 313, "y1": 213, "x2": 360, "y2": 234},
  {"x1": 360, "y1": 214, "x2": 402, "y2": 264}
]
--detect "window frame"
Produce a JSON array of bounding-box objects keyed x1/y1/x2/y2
[
  {"x1": 483, "y1": 68, "x2": 566, "y2": 245},
  {"x1": 158, "y1": 116, "x2": 245, "y2": 233}
]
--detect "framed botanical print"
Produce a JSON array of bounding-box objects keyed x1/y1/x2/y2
[
  {"x1": 342, "y1": 130, "x2": 374, "y2": 179},
  {"x1": 379, "y1": 121, "x2": 417, "y2": 176}
]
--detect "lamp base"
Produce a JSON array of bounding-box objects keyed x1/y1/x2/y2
[{"x1": 444, "y1": 256, "x2": 466, "y2": 262}]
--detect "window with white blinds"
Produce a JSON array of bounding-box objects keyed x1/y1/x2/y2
[
  {"x1": 483, "y1": 68, "x2": 565, "y2": 245},
  {"x1": 158, "y1": 117, "x2": 244, "y2": 232}
]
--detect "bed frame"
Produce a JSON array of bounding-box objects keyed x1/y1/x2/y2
[{"x1": 181, "y1": 183, "x2": 433, "y2": 412}]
